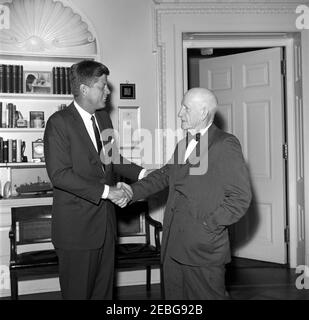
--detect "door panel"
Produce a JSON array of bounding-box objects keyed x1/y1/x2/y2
[{"x1": 199, "y1": 47, "x2": 286, "y2": 263}]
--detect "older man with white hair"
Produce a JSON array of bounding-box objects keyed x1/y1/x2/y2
[{"x1": 120, "y1": 88, "x2": 252, "y2": 300}]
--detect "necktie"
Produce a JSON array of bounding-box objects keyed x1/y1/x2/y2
[
  {"x1": 91, "y1": 116, "x2": 103, "y2": 155},
  {"x1": 186, "y1": 132, "x2": 201, "y2": 147}
]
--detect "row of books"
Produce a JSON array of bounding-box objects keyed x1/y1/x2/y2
[
  {"x1": 0, "y1": 102, "x2": 19, "y2": 128},
  {"x1": 0, "y1": 64, "x2": 72, "y2": 95},
  {"x1": 0, "y1": 102, "x2": 70, "y2": 129},
  {"x1": 0, "y1": 64, "x2": 24, "y2": 94},
  {"x1": 0, "y1": 138, "x2": 25, "y2": 163},
  {"x1": 52, "y1": 67, "x2": 72, "y2": 95}
]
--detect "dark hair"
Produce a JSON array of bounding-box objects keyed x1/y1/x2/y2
[{"x1": 70, "y1": 60, "x2": 110, "y2": 98}]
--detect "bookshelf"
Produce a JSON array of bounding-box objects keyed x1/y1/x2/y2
[
  {"x1": 0, "y1": 0, "x2": 100, "y2": 298},
  {"x1": 0, "y1": 0, "x2": 99, "y2": 205},
  {"x1": 0, "y1": 55, "x2": 99, "y2": 203}
]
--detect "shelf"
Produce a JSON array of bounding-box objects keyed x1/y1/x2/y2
[
  {"x1": 0, "y1": 196, "x2": 53, "y2": 206},
  {"x1": 0, "y1": 128, "x2": 44, "y2": 133},
  {"x1": 0, "y1": 162, "x2": 46, "y2": 168},
  {"x1": 0, "y1": 93, "x2": 73, "y2": 100},
  {"x1": 0, "y1": 51, "x2": 98, "y2": 61}
]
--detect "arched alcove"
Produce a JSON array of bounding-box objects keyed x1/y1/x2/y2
[{"x1": 0, "y1": 0, "x2": 99, "y2": 56}]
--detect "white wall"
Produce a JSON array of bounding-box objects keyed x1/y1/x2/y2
[{"x1": 72, "y1": 0, "x2": 158, "y2": 162}]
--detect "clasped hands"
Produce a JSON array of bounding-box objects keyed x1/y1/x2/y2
[
  {"x1": 107, "y1": 182, "x2": 133, "y2": 208},
  {"x1": 107, "y1": 169, "x2": 155, "y2": 208}
]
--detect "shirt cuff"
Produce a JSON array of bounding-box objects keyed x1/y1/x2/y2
[
  {"x1": 102, "y1": 185, "x2": 110, "y2": 199},
  {"x1": 138, "y1": 169, "x2": 147, "y2": 180}
]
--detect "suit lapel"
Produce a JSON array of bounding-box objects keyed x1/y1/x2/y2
[{"x1": 68, "y1": 103, "x2": 102, "y2": 164}]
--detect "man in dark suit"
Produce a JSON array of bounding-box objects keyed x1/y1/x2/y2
[
  {"x1": 119, "y1": 88, "x2": 252, "y2": 299},
  {"x1": 44, "y1": 60, "x2": 144, "y2": 300}
]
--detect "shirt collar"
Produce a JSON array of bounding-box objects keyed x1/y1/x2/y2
[
  {"x1": 188, "y1": 122, "x2": 213, "y2": 137},
  {"x1": 74, "y1": 101, "x2": 94, "y2": 121}
]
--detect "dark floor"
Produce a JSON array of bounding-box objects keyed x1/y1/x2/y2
[{"x1": 2, "y1": 258, "x2": 309, "y2": 300}]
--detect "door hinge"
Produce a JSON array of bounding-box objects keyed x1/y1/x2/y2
[
  {"x1": 281, "y1": 59, "x2": 286, "y2": 76},
  {"x1": 284, "y1": 227, "x2": 290, "y2": 243},
  {"x1": 283, "y1": 144, "x2": 288, "y2": 160}
]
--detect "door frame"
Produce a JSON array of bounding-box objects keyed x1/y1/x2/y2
[{"x1": 182, "y1": 34, "x2": 300, "y2": 267}]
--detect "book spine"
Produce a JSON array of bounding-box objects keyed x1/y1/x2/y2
[
  {"x1": 0, "y1": 65, "x2": 4, "y2": 93},
  {"x1": 12, "y1": 104, "x2": 16, "y2": 128},
  {"x1": 12, "y1": 65, "x2": 18, "y2": 93},
  {"x1": 3, "y1": 140, "x2": 8, "y2": 163},
  {"x1": 5, "y1": 104, "x2": 9, "y2": 128},
  {"x1": 7, "y1": 103, "x2": 13, "y2": 128},
  {"x1": 7, "y1": 65, "x2": 13, "y2": 93},
  {"x1": 3, "y1": 65, "x2": 8, "y2": 93},
  {"x1": 2, "y1": 104, "x2": 6, "y2": 128},
  {"x1": 60, "y1": 67, "x2": 65, "y2": 94},
  {"x1": 55, "y1": 67, "x2": 60, "y2": 94},
  {"x1": 52, "y1": 67, "x2": 56, "y2": 94},
  {"x1": 8, "y1": 139, "x2": 12, "y2": 163},
  {"x1": 0, "y1": 137, "x2": 3, "y2": 163},
  {"x1": 0, "y1": 102, "x2": 2, "y2": 128},
  {"x1": 16, "y1": 139, "x2": 22, "y2": 163},
  {"x1": 19, "y1": 65, "x2": 23, "y2": 93},
  {"x1": 12, "y1": 139, "x2": 17, "y2": 163}
]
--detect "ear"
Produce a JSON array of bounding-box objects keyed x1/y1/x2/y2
[
  {"x1": 80, "y1": 84, "x2": 89, "y2": 97},
  {"x1": 201, "y1": 107, "x2": 209, "y2": 121}
]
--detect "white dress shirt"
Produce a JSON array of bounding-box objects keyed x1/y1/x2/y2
[
  {"x1": 74, "y1": 102, "x2": 145, "y2": 199},
  {"x1": 184, "y1": 123, "x2": 212, "y2": 162}
]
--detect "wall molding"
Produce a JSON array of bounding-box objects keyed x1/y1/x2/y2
[{"x1": 152, "y1": 0, "x2": 304, "y2": 163}]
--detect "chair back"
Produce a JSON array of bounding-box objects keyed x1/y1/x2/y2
[
  {"x1": 11, "y1": 205, "x2": 52, "y2": 246},
  {"x1": 116, "y1": 201, "x2": 150, "y2": 244}
]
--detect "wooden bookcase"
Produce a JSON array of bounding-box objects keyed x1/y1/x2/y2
[
  {"x1": 0, "y1": 0, "x2": 100, "y2": 297},
  {"x1": 0, "y1": 53, "x2": 98, "y2": 202}
]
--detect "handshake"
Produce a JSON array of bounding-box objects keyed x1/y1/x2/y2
[
  {"x1": 107, "y1": 182, "x2": 133, "y2": 208},
  {"x1": 106, "y1": 169, "x2": 155, "y2": 208}
]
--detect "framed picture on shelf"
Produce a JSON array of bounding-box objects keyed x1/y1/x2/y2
[
  {"x1": 24, "y1": 71, "x2": 52, "y2": 94},
  {"x1": 120, "y1": 83, "x2": 136, "y2": 99},
  {"x1": 32, "y1": 139, "x2": 45, "y2": 162},
  {"x1": 118, "y1": 106, "x2": 140, "y2": 149},
  {"x1": 29, "y1": 111, "x2": 45, "y2": 128}
]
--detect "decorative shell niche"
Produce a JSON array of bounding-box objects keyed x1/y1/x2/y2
[{"x1": 0, "y1": 0, "x2": 98, "y2": 56}]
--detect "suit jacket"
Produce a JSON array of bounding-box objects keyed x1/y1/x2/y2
[
  {"x1": 44, "y1": 102, "x2": 143, "y2": 250},
  {"x1": 131, "y1": 124, "x2": 252, "y2": 267}
]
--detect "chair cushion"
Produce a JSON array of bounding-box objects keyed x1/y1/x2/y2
[
  {"x1": 116, "y1": 243, "x2": 160, "y2": 262},
  {"x1": 10, "y1": 250, "x2": 58, "y2": 269}
]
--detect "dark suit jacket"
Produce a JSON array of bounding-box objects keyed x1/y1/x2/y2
[
  {"x1": 44, "y1": 102, "x2": 143, "y2": 250},
  {"x1": 131, "y1": 124, "x2": 252, "y2": 267}
]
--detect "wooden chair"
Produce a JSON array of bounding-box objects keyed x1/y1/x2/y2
[
  {"x1": 9, "y1": 205, "x2": 58, "y2": 300},
  {"x1": 115, "y1": 201, "x2": 164, "y2": 298},
  {"x1": 9, "y1": 202, "x2": 164, "y2": 299}
]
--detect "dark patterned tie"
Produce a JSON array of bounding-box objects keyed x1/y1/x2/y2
[{"x1": 91, "y1": 116, "x2": 103, "y2": 155}]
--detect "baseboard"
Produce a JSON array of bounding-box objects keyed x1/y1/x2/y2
[{"x1": 0, "y1": 268, "x2": 160, "y2": 298}]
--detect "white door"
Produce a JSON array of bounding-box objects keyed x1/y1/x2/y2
[{"x1": 199, "y1": 47, "x2": 287, "y2": 263}]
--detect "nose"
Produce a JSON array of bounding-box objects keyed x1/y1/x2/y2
[
  {"x1": 105, "y1": 85, "x2": 111, "y2": 95},
  {"x1": 178, "y1": 106, "x2": 184, "y2": 118}
]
